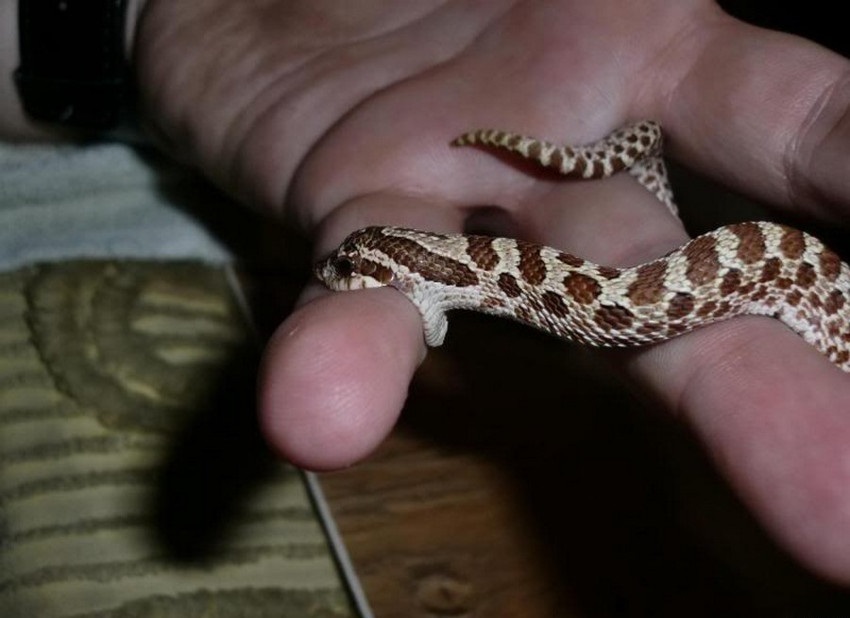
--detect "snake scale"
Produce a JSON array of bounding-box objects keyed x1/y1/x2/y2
[{"x1": 315, "y1": 121, "x2": 850, "y2": 372}]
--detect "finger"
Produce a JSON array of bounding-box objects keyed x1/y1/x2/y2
[
  {"x1": 634, "y1": 316, "x2": 850, "y2": 582},
  {"x1": 259, "y1": 288, "x2": 421, "y2": 470},
  {"x1": 496, "y1": 154, "x2": 850, "y2": 581},
  {"x1": 666, "y1": 13, "x2": 850, "y2": 220},
  {"x1": 258, "y1": 193, "x2": 461, "y2": 470}
]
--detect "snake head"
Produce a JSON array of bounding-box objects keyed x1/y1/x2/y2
[{"x1": 314, "y1": 227, "x2": 395, "y2": 292}]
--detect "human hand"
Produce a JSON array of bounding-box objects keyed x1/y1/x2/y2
[{"x1": 133, "y1": 0, "x2": 850, "y2": 582}]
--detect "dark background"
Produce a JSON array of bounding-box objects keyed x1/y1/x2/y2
[{"x1": 720, "y1": 1, "x2": 847, "y2": 58}]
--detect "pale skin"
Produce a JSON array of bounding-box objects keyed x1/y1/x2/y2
[{"x1": 3, "y1": 0, "x2": 850, "y2": 584}]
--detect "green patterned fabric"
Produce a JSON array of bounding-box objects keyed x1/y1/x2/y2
[{"x1": 0, "y1": 261, "x2": 356, "y2": 617}]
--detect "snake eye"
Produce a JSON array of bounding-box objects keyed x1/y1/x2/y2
[{"x1": 333, "y1": 256, "x2": 355, "y2": 278}]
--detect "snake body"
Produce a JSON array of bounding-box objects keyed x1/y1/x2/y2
[{"x1": 315, "y1": 122, "x2": 850, "y2": 371}]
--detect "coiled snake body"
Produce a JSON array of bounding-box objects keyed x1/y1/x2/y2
[{"x1": 315, "y1": 121, "x2": 850, "y2": 371}]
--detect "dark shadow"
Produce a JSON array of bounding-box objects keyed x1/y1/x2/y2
[
  {"x1": 134, "y1": 145, "x2": 311, "y2": 273},
  {"x1": 719, "y1": 1, "x2": 849, "y2": 58},
  {"x1": 151, "y1": 344, "x2": 278, "y2": 562}
]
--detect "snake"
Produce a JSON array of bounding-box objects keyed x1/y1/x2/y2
[{"x1": 314, "y1": 121, "x2": 850, "y2": 372}]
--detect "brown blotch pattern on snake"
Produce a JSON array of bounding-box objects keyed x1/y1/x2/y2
[
  {"x1": 728, "y1": 222, "x2": 766, "y2": 264},
  {"x1": 627, "y1": 261, "x2": 668, "y2": 305},
  {"x1": 557, "y1": 252, "x2": 585, "y2": 268},
  {"x1": 820, "y1": 248, "x2": 842, "y2": 281},
  {"x1": 779, "y1": 226, "x2": 806, "y2": 260},
  {"x1": 563, "y1": 273, "x2": 601, "y2": 305},
  {"x1": 466, "y1": 236, "x2": 500, "y2": 271},
  {"x1": 683, "y1": 235, "x2": 720, "y2": 287},
  {"x1": 720, "y1": 269, "x2": 743, "y2": 296},
  {"x1": 796, "y1": 262, "x2": 817, "y2": 288},
  {"x1": 595, "y1": 304, "x2": 635, "y2": 330},
  {"x1": 517, "y1": 241, "x2": 547, "y2": 285},
  {"x1": 497, "y1": 272, "x2": 522, "y2": 299},
  {"x1": 667, "y1": 292, "x2": 696, "y2": 321}
]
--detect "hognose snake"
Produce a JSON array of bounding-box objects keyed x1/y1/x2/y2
[{"x1": 315, "y1": 121, "x2": 850, "y2": 371}]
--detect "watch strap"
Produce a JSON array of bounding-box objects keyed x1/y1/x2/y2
[{"x1": 15, "y1": 0, "x2": 129, "y2": 129}]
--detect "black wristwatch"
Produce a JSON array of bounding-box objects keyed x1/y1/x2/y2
[{"x1": 15, "y1": 0, "x2": 130, "y2": 130}]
